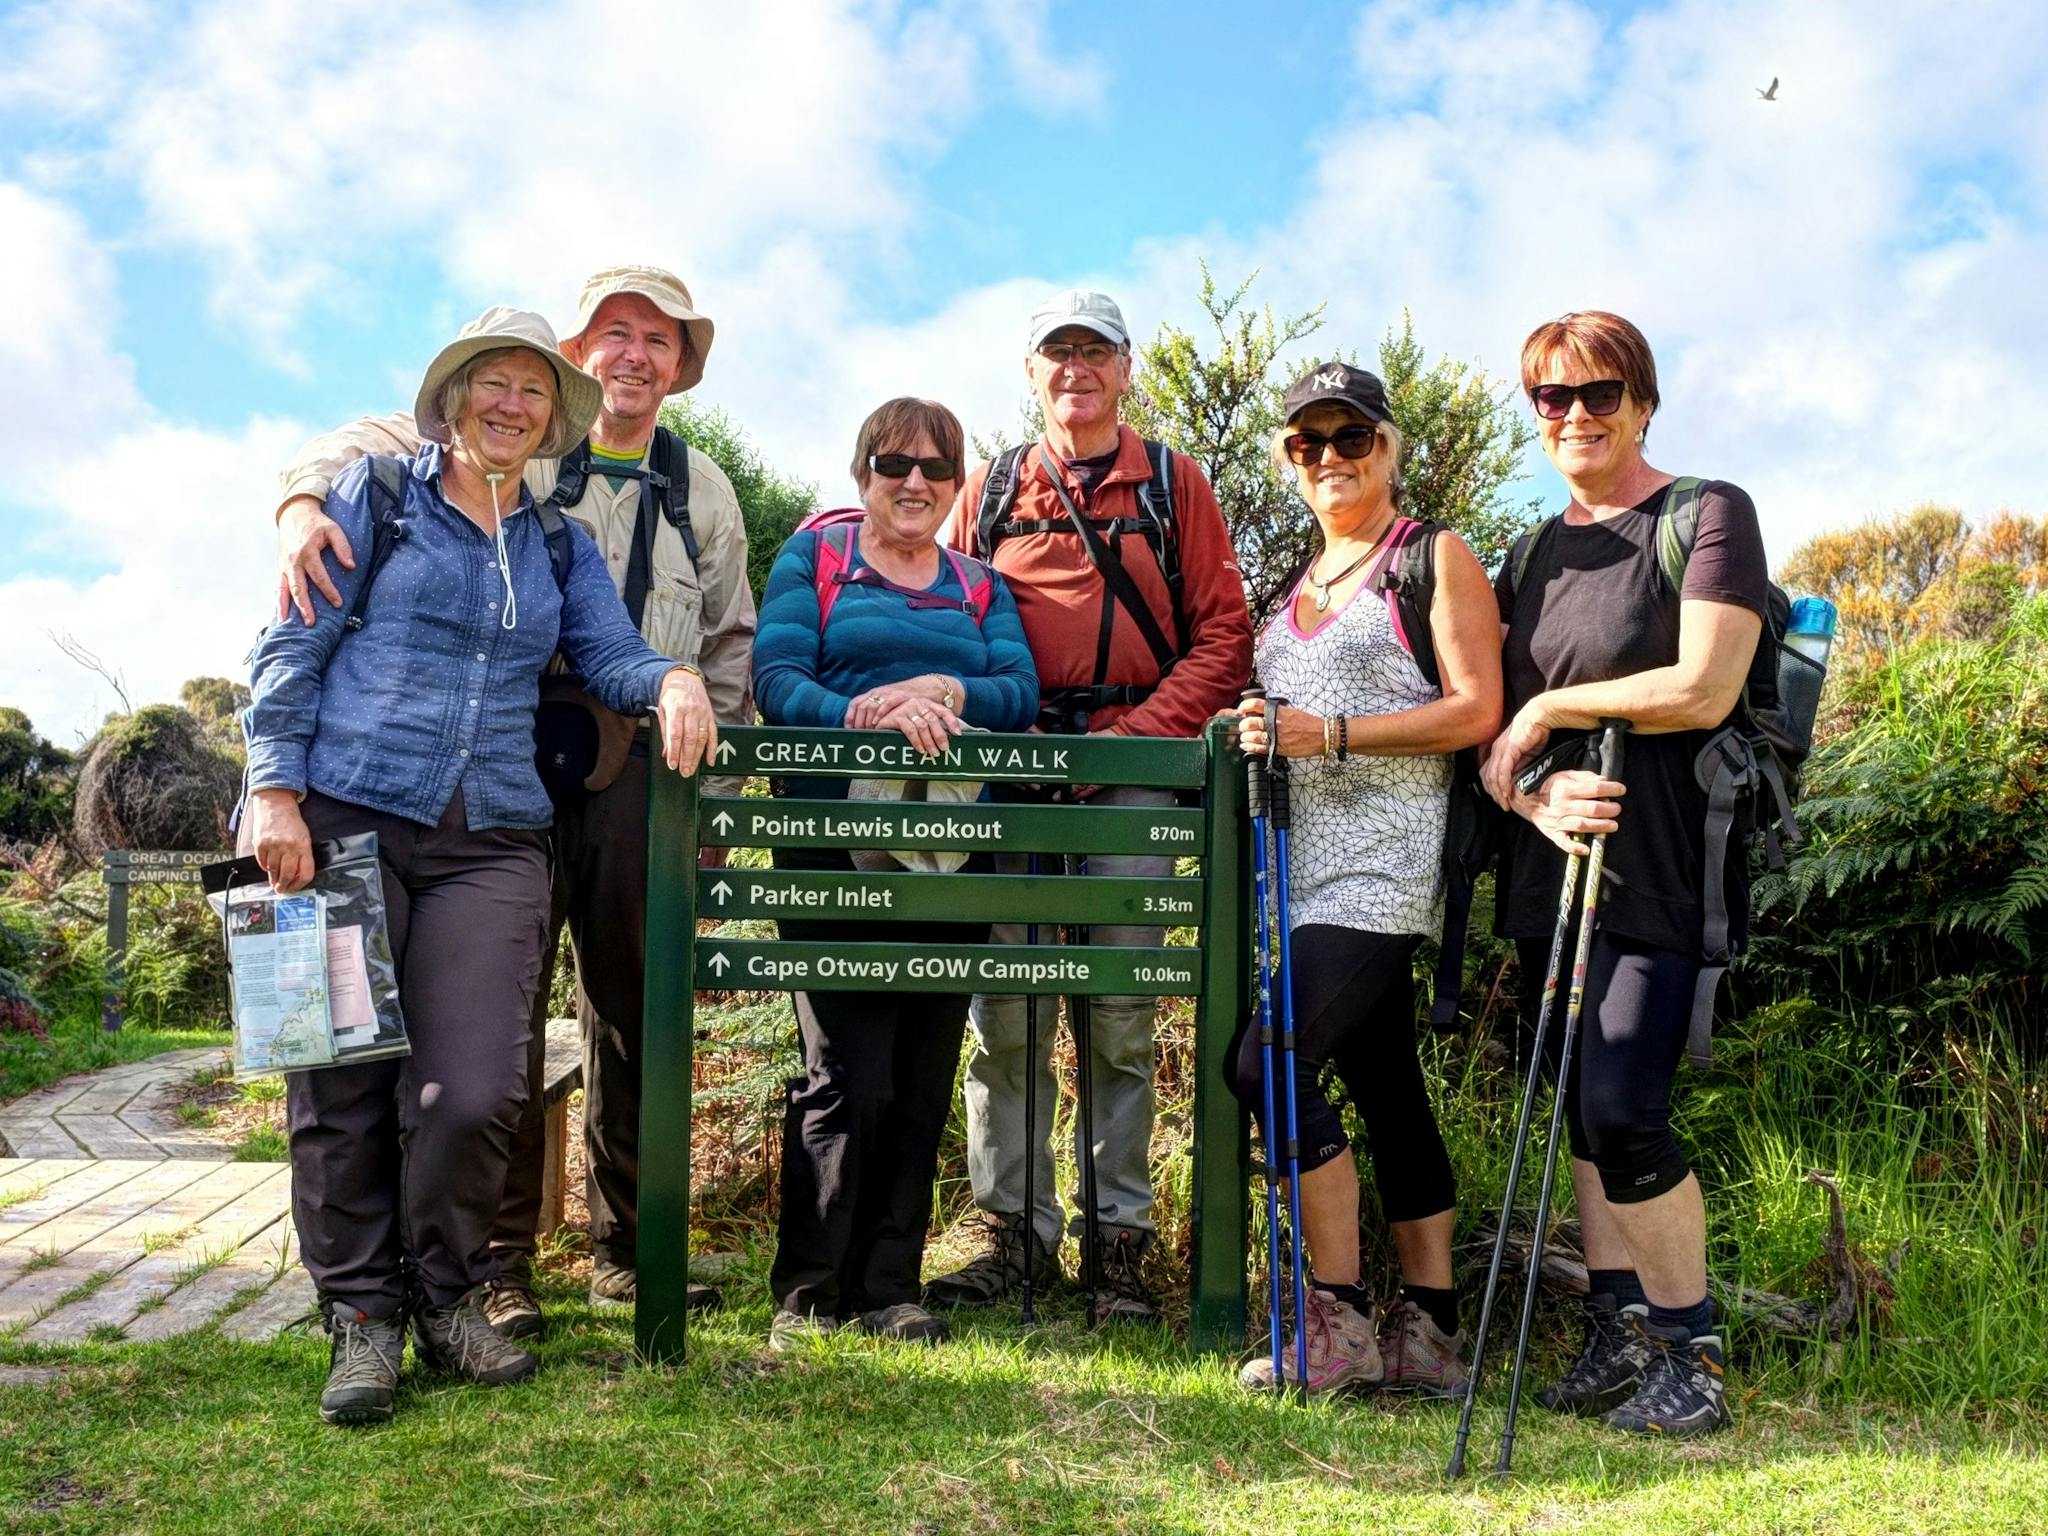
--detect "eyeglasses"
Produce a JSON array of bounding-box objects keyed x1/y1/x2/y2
[
  {"x1": 1283, "y1": 425, "x2": 1377, "y2": 465},
  {"x1": 869, "y1": 452, "x2": 959, "y2": 482},
  {"x1": 1036, "y1": 340, "x2": 1123, "y2": 369},
  {"x1": 1528, "y1": 380, "x2": 1627, "y2": 419}
]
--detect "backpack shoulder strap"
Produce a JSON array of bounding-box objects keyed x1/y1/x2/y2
[
  {"x1": 534, "y1": 499, "x2": 573, "y2": 595},
  {"x1": 1655, "y1": 475, "x2": 1706, "y2": 596},
  {"x1": 547, "y1": 438, "x2": 593, "y2": 510},
  {"x1": 650, "y1": 428, "x2": 700, "y2": 563},
  {"x1": 1379, "y1": 517, "x2": 1443, "y2": 690},
  {"x1": 942, "y1": 547, "x2": 996, "y2": 625},
  {"x1": 974, "y1": 444, "x2": 1030, "y2": 559},
  {"x1": 1506, "y1": 513, "x2": 1562, "y2": 601},
  {"x1": 1136, "y1": 438, "x2": 1184, "y2": 647},
  {"x1": 812, "y1": 521, "x2": 857, "y2": 628},
  {"x1": 343, "y1": 455, "x2": 412, "y2": 632}
]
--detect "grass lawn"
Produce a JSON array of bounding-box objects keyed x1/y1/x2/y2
[
  {"x1": 3, "y1": 1257, "x2": 2043, "y2": 1536},
  {"x1": 0, "y1": 997, "x2": 229, "y2": 1107}
]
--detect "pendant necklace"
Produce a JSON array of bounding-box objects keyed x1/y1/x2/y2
[{"x1": 1307, "y1": 522, "x2": 1393, "y2": 613}]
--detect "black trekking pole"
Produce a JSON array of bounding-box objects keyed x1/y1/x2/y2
[
  {"x1": 1494, "y1": 719, "x2": 1629, "y2": 1476},
  {"x1": 1021, "y1": 851, "x2": 1042, "y2": 1324},
  {"x1": 1448, "y1": 719, "x2": 1628, "y2": 1479},
  {"x1": 1243, "y1": 687, "x2": 1286, "y2": 1385},
  {"x1": 1266, "y1": 697, "x2": 1310, "y2": 1389},
  {"x1": 1067, "y1": 850, "x2": 1102, "y2": 1326}
]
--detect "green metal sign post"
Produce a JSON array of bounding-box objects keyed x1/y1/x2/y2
[{"x1": 635, "y1": 722, "x2": 1249, "y2": 1363}]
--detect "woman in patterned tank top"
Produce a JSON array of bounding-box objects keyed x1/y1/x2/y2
[{"x1": 1229, "y1": 361, "x2": 1501, "y2": 1399}]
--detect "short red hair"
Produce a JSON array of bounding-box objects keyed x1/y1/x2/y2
[{"x1": 1519, "y1": 311, "x2": 1660, "y2": 421}]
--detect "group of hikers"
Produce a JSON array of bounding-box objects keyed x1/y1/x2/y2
[{"x1": 243, "y1": 265, "x2": 1767, "y2": 1442}]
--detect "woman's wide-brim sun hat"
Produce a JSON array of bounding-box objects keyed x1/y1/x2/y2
[{"x1": 414, "y1": 306, "x2": 603, "y2": 462}]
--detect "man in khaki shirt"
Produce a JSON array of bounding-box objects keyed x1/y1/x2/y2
[{"x1": 273, "y1": 266, "x2": 753, "y2": 1335}]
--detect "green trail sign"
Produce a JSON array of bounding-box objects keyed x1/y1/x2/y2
[{"x1": 635, "y1": 721, "x2": 1250, "y2": 1366}]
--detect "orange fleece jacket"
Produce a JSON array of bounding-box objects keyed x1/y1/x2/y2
[{"x1": 945, "y1": 426, "x2": 1252, "y2": 739}]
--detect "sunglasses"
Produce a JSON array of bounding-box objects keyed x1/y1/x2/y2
[
  {"x1": 1284, "y1": 424, "x2": 1377, "y2": 465},
  {"x1": 1529, "y1": 379, "x2": 1627, "y2": 419},
  {"x1": 869, "y1": 452, "x2": 959, "y2": 482},
  {"x1": 1036, "y1": 340, "x2": 1123, "y2": 368}
]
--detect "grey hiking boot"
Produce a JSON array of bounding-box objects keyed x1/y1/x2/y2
[
  {"x1": 319, "y1": 1303, "x2": 405, "y2": 1426},
  {"x1": 588, "y1": 1260, "x2": 722, "y2": 1314},
  {"x1": 768, "y1": 1309, "x2": 842, "y2": 1352},
  {"x1": 859, "y1": 1303, "x2": 951, "y2": 1345},
  {"x1": 1376, "y1": 1297, "x2": 1469, "y2": 1398},
  {"x1": 922, "y1": 1213, "x2": 1060, "y2": 1310},
  {"x1": 1237, "y1": 1288, "x2": 1384, "y2": 1396},
  {"x1": 412, "y1": 1288, "x2": 539, "y2": 1386},
  {"x1": 1602, "y1": 1317, "x2": 1731, "y2": 1438},
  {"x1": 1090, "y1": 1227, "x2": 1160, "y2": 1325},
  {"x1": 1535, "y1": 1295, "x2": 1654, "y2": 1416},
  {"x1": 481, "y1": 1278, "x2": 543, "y2": 1341}
]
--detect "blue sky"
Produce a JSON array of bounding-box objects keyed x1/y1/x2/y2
[{"x1": 2, "y1": 0, "x2": 2044, "y2": 742}]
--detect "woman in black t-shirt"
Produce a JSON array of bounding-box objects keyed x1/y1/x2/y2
[{"x1": 1479, "y1": 311, "x2": 1767, "y2": 1440}]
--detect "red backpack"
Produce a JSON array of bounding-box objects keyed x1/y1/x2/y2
[{"x1": 798, "y1": 508, "x2": 997, "y2": 628}]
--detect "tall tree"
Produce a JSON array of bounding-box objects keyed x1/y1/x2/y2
[
  {"x1": 1779, "y1": 505, "x2": 1972, "y2": 664},
  {"x1": 1124, "y1": 267, "x2": 1539, "y2": 626},
  {"x1": 660, "y1": 398, "x2": 820, "y2": 603},
  {"x1": 0, "y1": 708, "x2": 74, "y2": 845}
]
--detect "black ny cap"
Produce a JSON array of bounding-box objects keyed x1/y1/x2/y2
[{"x1": 1281, "y1": 360, "x2": 1392, "y2": 426}]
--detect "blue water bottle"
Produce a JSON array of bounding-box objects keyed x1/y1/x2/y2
[
  {"x1": 1778, "y1": 596, "x2": 1837, "y2": 751},
  {"x1": 1785, "y1": 596, "x2": 1838, "y2": 669}
]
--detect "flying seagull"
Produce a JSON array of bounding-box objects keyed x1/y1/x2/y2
[{"x1": 1757, "y1": 76, "x2": 1779, "y2": 100}]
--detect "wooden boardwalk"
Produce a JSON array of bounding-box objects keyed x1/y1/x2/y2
[{"x1": 0, "y1": 1156, "x2": 310, "y2": 1344}]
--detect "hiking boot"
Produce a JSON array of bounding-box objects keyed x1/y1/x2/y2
[
  {"x1": 1535, "y1": 1295, "x2": 1653, "y2": 1416},
  {"x1": 768, "y1": 1309, "x2": 842, "y2": 1352},
  {"x1": 319, "y1": 1304, "x2": 405, "y2": 1426},
  {"x1": 412, "y1": 1288, "x2": 539, "y2": 1386},
  {"x1": 859, "y1": 1303, "x2": 951, "y2": 1345},
  {"x1": 1376, "y1": 1297, "x2": 1469, "y2": 1398},
  {"x1": 588, "y1": 1260, "x2": 722, "y2": 1314},
  {"x1": 1090, "y1": 1227, "x2": 1160, "y2": 1325},
  {"x1": 481, "y1": 1278, "x2": 543, "y2": 1341},
  {"x1": 1237, "y1": 1288, "x2": 1384, "y2": 1396},
  {"x1": 1602, "y1": 1317, "x2": 1731, "y2": 1438},
  {"x1": 922, "y1": 1213, "x2": 1060, "y2": 1310}
]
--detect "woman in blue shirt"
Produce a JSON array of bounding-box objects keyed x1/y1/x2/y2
[
  {"x1": 753, "y1": 397, "x2": 1037, "y2": 1349},
  {"x1": 242, "y1": 308, "x2": 704, "y2": 1426}
]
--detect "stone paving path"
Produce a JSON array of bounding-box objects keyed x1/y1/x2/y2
[{"x1": 0, "y1": 1047, "x2": 234, "y2": 1161}]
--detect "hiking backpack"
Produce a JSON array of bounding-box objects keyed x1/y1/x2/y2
[
  {"x1": 344, "y1": 454, "x2": 573, "y2": 632},
  {"x1": 795, "y1": 508, "x2": 996, "y2": 628},
  {"x1": 545, "y1": 427, "x2": 694, "y2": 629},
  {"x1": 1504, "y1": 476, "x2": 1826, "y2": 1064},
  {"x1": 972, "y1": 439, "x2": 1183, "y2": 722}
]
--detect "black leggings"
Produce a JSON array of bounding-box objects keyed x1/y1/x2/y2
[
  {"x1": 1516, "y1": 930, "x2": 1698, "y2": 1204},
  {"x1": 1227, "y1": 925, "x2": 1454, "y2": 1224}
]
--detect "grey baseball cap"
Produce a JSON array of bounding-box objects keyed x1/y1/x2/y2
[{"x1": 1028, "y1": 289, "x2": 1129, "y2": 350}]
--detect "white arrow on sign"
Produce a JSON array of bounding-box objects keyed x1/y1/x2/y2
[
  {"x1": 711, "y1": 810, "x2": 734, "y2": 834},
  {"x1": 707, "y1": 952, "x2": 730, "y2": 975},
  {"x1": 710, "y1": 879, "x2": 733, "y2": 904},
  {"x1": 711, "y1": 739, "x2": 736, "y2": 764}
]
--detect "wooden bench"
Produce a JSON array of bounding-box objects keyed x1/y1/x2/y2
[{"x1": 537, "y1": 1017, "x2": 582, "y2": 1238}]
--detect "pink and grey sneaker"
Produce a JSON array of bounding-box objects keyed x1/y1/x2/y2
[
  {"x1": 1376, "y1": 1297, "x2": 1469, "y2": 1398},
  {"x1": 1236, "y1": 1288, "x2": 1384, "y2": 1396}
]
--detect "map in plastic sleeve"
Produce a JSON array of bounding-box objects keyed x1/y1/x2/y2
[{"x1": 222, "y1": 890, "x2": 334, "y2": 1076}]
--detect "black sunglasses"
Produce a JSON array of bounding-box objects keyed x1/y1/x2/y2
[
  {"x1": 1529, "y1": 379, "x2": 1627, "y2": 419},
  {"x1": 1284, "y1": 425, "x2": 1377, "y2": 466},
  {"x1": 869, "y1": 452, "x2": 959, "y2": 481}
]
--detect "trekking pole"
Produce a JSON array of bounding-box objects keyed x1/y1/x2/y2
[
  {"x1": 1266, "y1": 696, "x2": 1310, "y2": 1390},
  {"x1": 1068, "y1": 850, "x2": 1102, "y2": 1325},
  {"x1": 1447, "y1": 720, "x2": 1621, "y2": 1478},
  {"x1": 1494, "y1": 719, "x2": 1629, "y2": 1477},
  {"x1": 1022, "y1": 851, "x2": 1042, "y2": 1324},
  {"x1": 1242, "y1": 687, "x2": 1286, "y2": 1386}
]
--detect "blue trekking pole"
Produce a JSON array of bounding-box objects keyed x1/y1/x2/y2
[
  {"x1": 1242, "y1": 687, "x2": 1286, "y2": 1385},
  {"x1": 1266, "y1": 695, "x2": 1310, "y2": 1390},
  {"x1": 1021, "y1": 851, "x2": 1042, "y2": 1324}
]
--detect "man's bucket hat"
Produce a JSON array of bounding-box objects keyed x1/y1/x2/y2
[
  {"x1": 414, "y1": 307, "x2": 603, "y2": 462},
  {"x1": 565, "y1": 265, "x2": 715, "y2": 394}
]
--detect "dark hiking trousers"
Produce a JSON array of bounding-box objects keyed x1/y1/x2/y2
[
  {"x1": 495, "y1": 748, "x2": 655, "y2": 1275},
  {"x1": 767, "y1": 844, "x2": 986, "y2": 1318},
  {"x1": 286, "y1": 788, "x2": 551, "y2": 1317}
]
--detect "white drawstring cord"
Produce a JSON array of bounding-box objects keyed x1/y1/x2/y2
[{"x1": 486, "y1": 471, "x2": 517, "y2": 630}]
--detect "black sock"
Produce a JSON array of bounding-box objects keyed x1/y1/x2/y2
[
  {"x1": 1401, "y1": 1283, "x2": 1459, "y2": 1337},
  {"x1": 1648, "y1": 1295, "x2": 1715, "y2": 1338},
  {"x1": 1311, "y1": 1277, "x2": 1371, "y2": 1314},
  {"x1": 1588, "y1": 1268, "x2": 1648, "y2": 1309}
]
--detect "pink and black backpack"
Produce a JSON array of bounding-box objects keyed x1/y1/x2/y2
[{"x1": 797, "y1": 508, "x2": 997, "y2": 628}]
